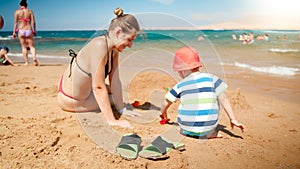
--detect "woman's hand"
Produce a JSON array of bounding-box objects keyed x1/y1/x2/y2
[
  {"x1": 108, "y1": 119, "x2": 133, "y2": 129},
  {"x1": 119, "y1": 107, "x2": 143, "y2": 117}
]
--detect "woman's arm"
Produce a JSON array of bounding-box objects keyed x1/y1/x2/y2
[
  {"x1": 90, "y1": 40, "x2": 131, "y2": 128},
  {"x1": 109, "y1": 52, "x2": 124, "y2": 111},
  {"x1": 12, "y1": 11, "x2": 18, "y2": 38},
  {"x1": 30, "y1": 10, "x2": 36, "y2": 35}
]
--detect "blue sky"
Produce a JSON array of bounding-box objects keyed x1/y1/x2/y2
[{"x1": 0, "y1": 0, "x2": 299, "y2": 30}]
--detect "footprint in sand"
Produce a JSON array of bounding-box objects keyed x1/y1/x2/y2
[{"x1": 268, "y1": 112, "x2": 282, "y2": 118}]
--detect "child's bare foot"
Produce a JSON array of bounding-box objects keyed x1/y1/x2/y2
[
  {"x1": 24, "y1": 62, "x2": 29, "y2": 66},
  {"x1": 207, "y1": 132, "x2": 223, "y2": 139},
  {"x1": 33, "y1": 59, "x2": 39, "y2": 66}
]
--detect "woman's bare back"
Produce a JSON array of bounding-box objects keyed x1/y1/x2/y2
[{"x1": 16, "y1": 9, "x2": 32, "y2": 30}]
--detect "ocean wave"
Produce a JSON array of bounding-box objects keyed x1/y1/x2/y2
[
  {"x1": 0, "y1": 36, "x2": 13, "y2": 40},
  {"x1": 234, "y1": 62, "x2": 299, "y2": 76},
  {"x1": 8, "y1": 53, "x2": 67, "y2": 59},
  {"x1": 262, "y1": 30, "x2": 300, "y2": 34},
  {"x1": 269, "y1": 48, "x2": 299, "y2": 53}
]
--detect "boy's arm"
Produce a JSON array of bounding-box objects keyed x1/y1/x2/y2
[
  {"x1": 4, "y1": 54, "x2": 14, "y2": 66},
  {"x1": 160, "y1": 99, "x2": 172, "y2": 119},
  {"x1": 218, "y1": 93, "x2": 244, "y2": 132}
]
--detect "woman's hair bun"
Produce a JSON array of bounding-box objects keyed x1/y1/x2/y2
[
  {"x1": 114, "y1": 8, "x2": 123, "y2": 17},
  {"x1": 20, "y1": 0, "x2": 28, "y2": 6}
]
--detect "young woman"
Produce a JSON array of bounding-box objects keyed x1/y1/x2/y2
[
  {"x1": 13, "y1": 0, "x2": 38, "y2": 66},
  {"x1": 57, "y1": 8, "x2": 141, "y2": 128}
]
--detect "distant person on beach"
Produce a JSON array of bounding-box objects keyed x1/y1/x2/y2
[
  {"x1": 249, "y1": 32, "x2": 254, "y2": 42},
  {"x1": 57, "y1": 8, "x2": 141, "y2": 128},
  {"x1": 12, "y1": 0, "x2": 38, "y2": 66},
  {"x1": 283, "y1": 34, "x2": 287, "y2": 40},
  {"x1": 239, "y1": 34, "x2": 244, "y2": 41},
  {"x1": 0, "y1": 46, "x2": 14, "y2": 66},
  {"x1": 160, "y1": 46, "x2": 244, "y2": 138},
  {"x1": 232, "y1": 34, "x2": 236, "y2": 40},
  {"x1": 264, "y1": 34, "x2": 269, "y2": 42},
  {"x1": 242, "y1": 33, "x2": 250, "y2": 44},
  {"x1": 256, "y1": 34, "x2": 264, "y2": 41},
  {"x1": 197, "y1": 36, "x2": 204, "y2": 41}
]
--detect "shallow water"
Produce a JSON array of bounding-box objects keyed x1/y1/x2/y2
[{"x1": 1, "y1": 29, "x2": 299, "y2": 102}]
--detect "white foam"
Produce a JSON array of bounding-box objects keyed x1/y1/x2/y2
[
  {"x1": 0, "y1": 36, "x2": 13, "y2": 40},
  {"x1": 8, "y1": 53, "x2": 66, "y2": 59},
  {"x1": 234, "y1": 62, "x2": 299, "y2": 76},
  {"x1": 269, "y1": 48, "x2": 299, "y2": 53},
  {"x1": 0, "y1": 36, "x2": 42, "y2": 40}
]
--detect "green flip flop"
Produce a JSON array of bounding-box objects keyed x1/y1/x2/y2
[
  {"x1": 116, "y1": 133, "x2": 141, "y2": 160},
  {"x1": 139, "y1": 136, "x2": 185, "y2": 159}
]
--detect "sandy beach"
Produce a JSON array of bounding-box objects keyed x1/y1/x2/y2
[{"x1": 0, "y1": 56, "x2": 299, "y2": 169}]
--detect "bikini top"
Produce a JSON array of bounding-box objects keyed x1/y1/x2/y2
[
  {"x1": 19, "y1": 18, "x2": 30, "y2": 26},
  {"x1": 19, "y1": 7, "x2": 31, "y2": 26},
  {"x1": 68, "y1": 35, "x2": 113, "y2": 79}
]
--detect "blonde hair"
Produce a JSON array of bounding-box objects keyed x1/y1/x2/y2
[{"x1": 108, "y1": 8, "x2": 140, "y2": 34}]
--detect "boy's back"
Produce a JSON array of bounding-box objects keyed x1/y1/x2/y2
[{"x1": 165, "y1": 72, "x2": 227, "y2": 136}]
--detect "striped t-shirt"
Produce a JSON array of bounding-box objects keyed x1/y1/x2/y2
[{"x1": 165, "y1": 72, "x2": 228, "y2": 136}]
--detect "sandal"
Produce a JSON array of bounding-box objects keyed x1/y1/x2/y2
[
  {"x1": 139, "y1": 136, "x2": 185, "y2": 159},
  {"x1": 116, "y1": 133, "x2": 141, "y2": 160}
]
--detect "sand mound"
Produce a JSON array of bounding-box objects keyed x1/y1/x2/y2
[
  {"x1": 227, "y1": 88, "x2": 251, "y2": 112},
  {"x1": 128, "y1": 70, "x2": 177, "y2": 104}
]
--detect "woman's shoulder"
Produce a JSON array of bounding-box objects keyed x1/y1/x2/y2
[
  {"x1": 15, "y1": 9, "x2": 33, "y2": 15},
  {"x1": 15, "y1": 9, "x2": 22, "y2": 14},
  {"x1": 89, "y1": 36, "x2": 106, "y2": 46},
  {"x1": 80, "y1": 36, "x2": 106, "y2": 56}
]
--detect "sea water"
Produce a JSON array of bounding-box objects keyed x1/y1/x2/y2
[{"x1": 0, "y1": 29, "x2": 299, "y2": 76}]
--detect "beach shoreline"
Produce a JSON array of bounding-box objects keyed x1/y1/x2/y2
[{"x1": 0, "y1": 61, "x2": 299, "y2": 168}]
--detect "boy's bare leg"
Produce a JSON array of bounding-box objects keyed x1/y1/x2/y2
[{"x1": 207, "y1": 131, "x2": 223, "y2": 139}]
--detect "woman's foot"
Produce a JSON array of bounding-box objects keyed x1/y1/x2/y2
[{"x1": 33, "y1": 59, "x2": 39, "y2": 66}]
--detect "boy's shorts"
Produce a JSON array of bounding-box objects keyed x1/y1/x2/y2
[{"x1": 181, "y1": 129, "x2": 213, "y2": 137}]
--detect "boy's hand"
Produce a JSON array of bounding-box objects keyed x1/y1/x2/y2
[
  {"x1": 230, "y1": 119, "x2": 245, "y2": 132},
  {"x1": 159, "y1": 114, "x2": 170, "y2": 125}
]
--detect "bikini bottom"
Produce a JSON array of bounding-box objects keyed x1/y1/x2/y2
[
  {"x1": 58, "y1": 75, "x2": 79, "y2": 100},
  {"x1": 18, "y1": 29, "x2": 32, "y2": 37}
]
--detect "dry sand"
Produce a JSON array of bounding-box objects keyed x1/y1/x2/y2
[{"x1": 0, "y1": 63, "x2": 299, "y2": 169}]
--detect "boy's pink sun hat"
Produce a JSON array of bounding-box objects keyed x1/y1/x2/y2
[{"x1": 172, "y1": 46, "x2": 201, "y2": 71}]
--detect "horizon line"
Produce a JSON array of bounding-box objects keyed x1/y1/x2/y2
[{"x1": 1, "y1": 28, "x2": 300, "y2": 31}]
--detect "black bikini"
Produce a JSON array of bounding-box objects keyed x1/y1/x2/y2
[{"x1": 68, "y1": 34, "x2": 113, "y2": 78}]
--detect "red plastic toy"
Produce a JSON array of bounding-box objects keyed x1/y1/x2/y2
[
  {"x1": 132, "y1": 101, "x2": 140, "y2": 107},
  {"x1": 159, "y1": 114, "x2": 170, "y2": 125}
]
